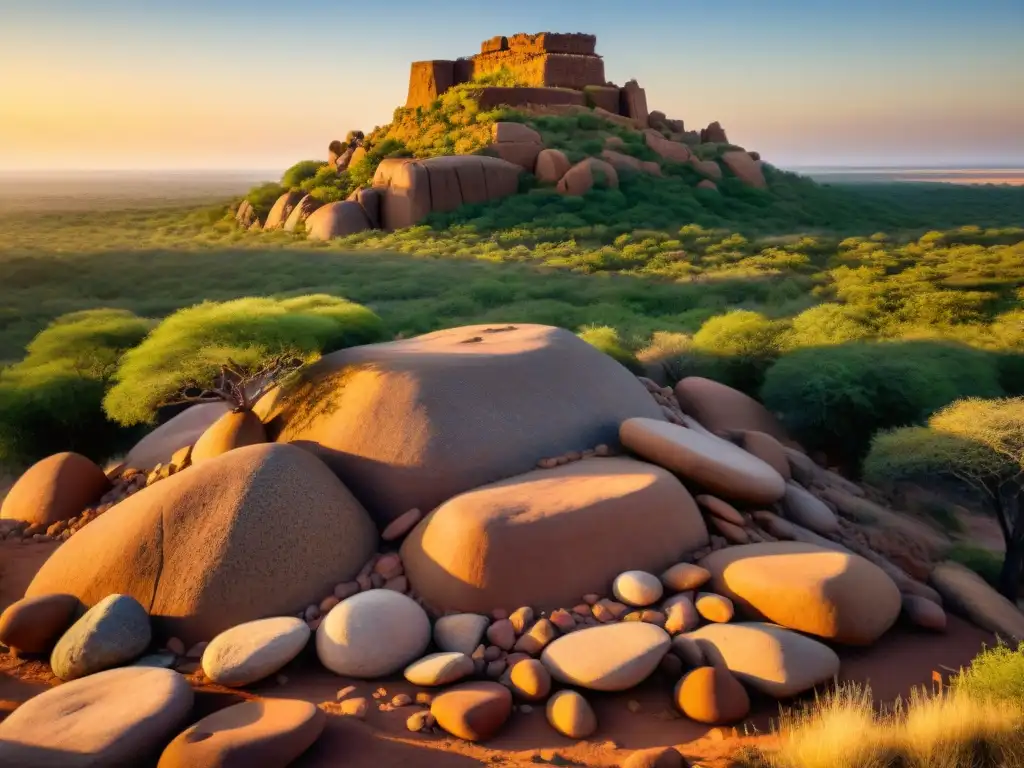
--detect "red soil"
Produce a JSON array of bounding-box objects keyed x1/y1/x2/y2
[{"x1": 0, "y1": 539, "x2": 994, "y2": 767}]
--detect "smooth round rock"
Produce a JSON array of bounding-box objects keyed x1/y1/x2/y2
[
  {"x1": 541, "y1": 622, "x2": 670, "y2": 691},
  {"x1": 696, "y1": 496, "x2": 745, "y2": 526},
  {"x1": 404, "y1": 652, "x2": 475, "y2": 686},
  {"x1": 674, "y1": 377, "x2": 792, "y2": 445},
  {"x1": 201, "y1": 617, "x2": 310, "y2": 687},
  {"x1": 902, "y1": 595, "x2": 947, "y2": 632},
  {"x1": 613, "y1": 571, "x2": 664, "y2": 607},
  {"x1": 316, "y1": 590, "x2": 430, "y2": 678},
  {"x1": 510, "y1": 658, "x2": 551, "y2": 701},
  {"x1": 782, "y1": 483, "x2": 839, "y2": 535},
  {"x1": 620, "y1": 418, "x2": 786, "y2": 505},
  {"x1": 433, "y1": 613, "x2": 490, "y2": 656},
  {"x1": 671, "y1": 635, "x2": 705, "y2": 668},
  {"x1": 546, "y1": 690, "x2": 597, "y2": 739},
  {"x1": 696, "y1": 593, "x2": 734, "y2": 623},
  {"x1": 664, "y1": 596, "x2": 700, "y2": 635},
  {"x1": 191, "y1": 410, "x2": 266, "y2": 465},
  {"x1": 931, "y1": 561, "x2": 1024, "y2": 642},
  {"x1": 700, "y1": 542, "x2": 902, "y2": 645},
  {"x1": 1, "y1": 452, "x2": 110, "y2": 527},
  {"x1": 674, "y1": 666, "x2": 750, "y2": 724},
  {"x1": 430, "y1": 682, "x2": 513, "y2": 742},
  {"x1": 660, "y1": 563, "x2": 710, "y2": 593},
  {"x1": 622, "y1": 747, "x2": 687, "y2": 768},
  {"x1": 158, "y1": 698, "x2": 325, "y2": 768},
  {"x1": 0, "y1": 594, "x2": 79, "y2": 655},
  {"x1": 51, "y1": 593, "x2": 151, "y2": 681},
  {"x1": 687, "y1": 622, "x2": 840, "y2": 698},
  {"x1": 739, "y1": 431, "x2": 791, "y2": 480},
  {"x1": 0, "y1": 667, "x2": 193, "y2": 767}
]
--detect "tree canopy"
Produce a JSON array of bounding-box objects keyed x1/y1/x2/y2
[{"x1": 102, "y1": 295, "x2": 384, "y2": 426}]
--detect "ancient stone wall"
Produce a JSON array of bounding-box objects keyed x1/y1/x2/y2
[
  {"x1": 406, "y1": 60, "x2": 456, "y2": 108},
  {"x1": 508, "y1": 32, "x2": 597, "y2": 55},
  {"x1": 583, "y1": 86, "x2": 621, "y2": 114}
]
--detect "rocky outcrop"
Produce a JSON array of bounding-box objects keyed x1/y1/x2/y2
[
  {"x1": 721, "y1": 150, "x2": 767, "y2": 189},
  {"x1": 401, "y1": 458, "x2": 709, "y2": 612},
  {"x1": 283, "y1": 194, "x2": 322, "y2": 232},
  {"x1": 931, "y1": 561, "x2": 1024, "y2": 641},
  {"x1": 305, "y1": 201, "x2": 372, "y2": 241},
  {"x1": 644, "y1": 131, "x2": 692, "y2": 163},
  {"x1": 700, "y1": 122, "x2": 729, "y2": 144},
  {"x1": 601, "y1": 149, "x2": 662, "y2": 176},
  {"x1": 557, "y1": 157, "x2": 619, "y2": 195},
  {"x1": 190, "y1": 409, "x2": 266, "y2": 464},
  {"x1": 535, "y1": 148, "x2": 571, "y2": 184},
  {"x1": 620, "y1": 80, "x2": 649, "y2": 126},
  {"x1": 264, "y1": 190, "x2": 305, "y2": 230}
]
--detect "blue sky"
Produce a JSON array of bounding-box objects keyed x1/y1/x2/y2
[{"x1": 1, "y1": 0, "x2": 1022, "y2": 170}]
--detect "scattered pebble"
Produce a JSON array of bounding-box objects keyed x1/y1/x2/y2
[
  {"x1": 336, "y1": 685, "x2": 357, "y2": 700},
  {"x1": 339, "y1": 697, "x2": 367, "y2": 719},
  {"x1": 391, "y1": 693, "x2": 412, "y2": 707}
]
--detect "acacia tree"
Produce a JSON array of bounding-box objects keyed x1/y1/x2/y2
[
  {"x1": 864, "y1": 397, "x2": 1024, "y2": 599},
  {"x1": 103, "y1": 295, "x2": 383, "y2": 426}
]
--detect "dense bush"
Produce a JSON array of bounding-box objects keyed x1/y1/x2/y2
[
  {"x1": 0, "y1": 309, "x2": 154, "y2": 467},
  {"x1": 952, "y1": 642, "x2": 1024, "y2": 703},
  {"x1": 577, "y1": 325, "x2": 641, "y2": 373},
  {"x1": 281, "y1": 160, "x2": 326, "y2": 190},
  {"x1": 690, "y1": 310, "x2": 784, "y2": 394},
  {"x1": 244, "y1": 182, "x2": 286, "y2": 221},
  {"x1": 103, "y1": 295, "x2": 384, "y2": 426},
  {"x1": 761, "y1": 341, "x2": 1005, "y2": 467}
]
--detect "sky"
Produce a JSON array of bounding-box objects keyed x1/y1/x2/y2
[{"x1": 1, "y1": 0, "x2": 1023, "y2": 172}]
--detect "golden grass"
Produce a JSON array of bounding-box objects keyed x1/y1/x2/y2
[{"x1": 744, "y1": 682, "x2": 1024, "y2": 768}]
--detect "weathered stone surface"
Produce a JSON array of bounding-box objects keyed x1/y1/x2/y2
[
  {"x1": 1, "y1": 452, "x2": 110, "y2": 526},
  {"x1": 613, "y1": 571, "x2": 664, "y2": 607},
  {"x1": 27, "y1": 444, "x2": 378, "y2": 646},
  {"x1": 620, "y1": 80, "x2": 649, "y2": 125},
  {"x1": 283, "y1": 193, "x2": 322, "y2": 232},
  {"x1": 622, "y1": 747, "x2": 686, "y2": 768},
  {"x1": 403, "y1": 457, "x2": 708, "y2": 613},
  {"x1": 0, "y1": 667, "x2": 193, "y2": 767},
  {"x1": 675, "y1": 666, "x2": 750, "y2": 724},
  {"x1": 546, "y1": 689, "x2": 597, "y2": 738},
  {"x1": 690, "y1": 158, "x2": 723, "y2": 180},
  {"x1": 492, "y1": 122, "x2": 542, "y2": 144},
  {"x1": 782, "y1": 482, "x2": 839, "y2": 535},
  {"x1": 353, "y1": 187, "x2": 382, "y2": 229},
  {"x1": 51, "y1": 594, "x2": 151, "y2": 681},
  {"x1": 721, "y1": 151, "x2": 767, "y2": 189},
  {"x1": 372, "y1": 158, "x2": 431, "y2": 229},
  {"x1": 620, "y1": 418, "x2": 786, "y2": 505},
  {"x1": 601, "y1": 149, "x2": 662, "y2": 176},
  {"x1": 675, "y1": 377, "x2": 790, "y2": 443},
  {"x1": 696, "y1": 495, "x2": 745, "y2": 526},
  {"x1": 404, "y1": 652, "x2": 475, "y2": 686},
  {"x1": 259, "y1": 324, "x2": 665, "y2": 528},
  {"x1": 696, "y1": 179, "x2": 718, "y2": 192},
  {"x1": 0, "y1": 594, "x2": 79, "y2": 655},
  {"x1": 510, "y1": 657, "x2": 551, "y2": 701},
  {"x1": 157, "y1": 698, "x2": 325, "y2": 768},
  {"x1": 535, "y1": 148, "x2": 571, "y2": 184},
  {"x1": 701, "y1": 543, "x2": 902, "y2": 645},
  {"x1": 541, "y1": 622, "x2": 670, "y2": 691},
  {"x1": 191, "y1": 410, "x2": 266, "y2": 465},
  {"x1": 317, "y1": 590, "x2": 431, "y2": 678},
  {"x1": 687, "y1": 622, "x2": 840, "y2": 698},
  {"x1": 126, "y1": 402, "x2": 230, "y2": 470},
  {"x1": 664, "y1": 595, "x2": 700, "y2": 635},
  {"x1": 931, "y1": 561, "x2": 1024, "y2": 641},
  {"x1": 752, "y1": 510, "x2": 797, "y2": 540},
  {"x1": 434, "y1": 614, "x2": 490, "y2": 656},
  {"x1": 695, "y1": 593, "x2": 734, "y2": 624},
  {"x1": 738, "y1": 431, "x2": 791, "y2": 480},
  {"x1": 700, "y1": 122, "x2": 729, "y2": 144},
  {"x1": 644, "y1": 131, "x2": 691, "y2": 163},
  {"x1": 671, "y1": 634, "x2": 705, "y2": 668},
  {"x1": 661, "y1": 563, "x2": 711, "y2": 592},
  {"x1": 305, "y1": 201, "x2": 372, "y2": 240},
  {"x1": 487, "y1": 141, "x2": 543, "y2": 172},
  {"x1": 902, "y1": 595, "x2": 947, "y2": 632},
  {"x1": 431, "y1": 682, "x2": 513, "y2": 742},
  {"x1": 201, "y1": 617, "x2": 310, "y2": 687},
  {"x1": 264, "y1": 190, "x2": 305, "y2": 230},
  {"x1": 557, "y1": 157, "x2": 619, "y2": 195}
]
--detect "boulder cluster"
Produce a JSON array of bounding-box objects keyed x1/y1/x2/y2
[{"x1": 2, "y1": 323, "x2": 1022, "y2": 766}]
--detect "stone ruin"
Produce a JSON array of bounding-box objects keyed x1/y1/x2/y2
[{"x1": 407, "y1": 32, "x2": 653, "y2": 125}]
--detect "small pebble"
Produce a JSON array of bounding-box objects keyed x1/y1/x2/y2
[
  {"x1": 382, "y1": 508, "x2": 423, "y2": 541},
  {"x1": 337, "y1": 685, "x2": 357, "y2": 700},
  {"x1": 165, "y1": 637, "x2": 185, "y2": 656},
  {"x1": 582, "y1": 594, "x2": 600, "y2": 606},
  {"x1": 519, "y1": 704, "x2": 534, "y2": 714},
  {"x1": 415, "y1": 691, "x2": 433, "y2": 705},
  {"x1": 627, "y1": 700, "x2": 641, "y2": 713},
  {"x1": 334, "y1": 582, "x2": 360, "y2": 600},
  {"x1": 391, "y1": 693, "x2": 412, "y2": 707},
  {"x1": 340, "y1": 697, "x2": 367, "y2": 718},
  {"x1": 304, "y1": 605, "x2": 321, "y2": 622},
  {"x1": 320, "y1": 596, "x2": 340, "y2": 613},
  {"x1": 186, "y1": 642, "x2": 207, "y2": 659}
]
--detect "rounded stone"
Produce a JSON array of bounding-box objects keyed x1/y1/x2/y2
[
  {"x1": 201, "y1": 617, "x2": 310, "y2": 687},
  {"x1": 620, "y1": 418, "x2": 786, "y2": 505},
  {"x1": 545, "y1": 690, "x2": 597, "y2": 739},
  {"x1": 0, "y1": 667, "x2": 193, "y2": 767},
  {"x1": 901, "y1": 595, "x2": 947, "y2": 632},
  {"x1": 613, "y1": 571, "x2": 664, "y2": 607},
  {"x1": 0, "y1": 594, "x2": 79, "y2": 655},
  {"x1": 738, "y1": 431, "x2": 791, "y2": 480},
  {"x1": 126, "y1": 402, "x2": 229, "y2": 470},
  {"x1": 674, "y1": 666, "x2": 750, "y2": 724},
  {"x1": 191, "y1": 410, "x2": 266, "y2": 465},
  {"x1": 931, "y1": 561, "x2": 1024, "y2": 642},
  {"x1": 700, "y1": 542, "x2": 902, "y2": 645},
  {"x1": 686, "y1": 622, "x2": 840, "y2": 698},
  {"x1": 696, "y1": 496, "x2": 745, "y2": 527},
  {"x1": 540, "y1": 622, "x2": 670, "y2": 692},
  {"x1": 404, "y1": 652, "x2": 475, "y2": 686},
  {"x1": 671, "y1": 635, "x2": 705, "y2": 668},
  {"x1": 664, "y1": 597, "x2": 700, "y2": 635},
  {"x1": 622, "y1": 747, "x2": 686, "y2": 768},
  {"x1": 51, "y1": 593, "x2": 151, "y2": 681},
  {"x1": 782, "y1": 483, "x2": 839, "y2": 535},
  {"x1": 674, "y1": 377, "x2": 791, "y2": 445},
  {"x1": 660, "y1": 563, "x2": 710, "y2": 593},
  {"x1": 316, "y1": 590, "x2": 430, "y2": 678},
  {"x1": 510, "y1": 658, "x2": 551, "y2": 701},
  {"x1": 157, "y1": 698, "x2": 325, "y2": 768},
  {"x1": 430, "y1": 682, "x2": 513, "y2": 742},
  {"x1": 434, "y1": 613, "x2": 490, "y2": 656},
  {"x1": 696, "y1": 593, "x2": 734, "y2": 623},
  {"x1": 1, "y1": 452, "x2": 110, "y2": 527},
  {"x1": 402, "y1": 457, "x2": 708, "y2": 613},
  {"x1": 26, "y1": 444, "x2": 378, "y2": 646}
]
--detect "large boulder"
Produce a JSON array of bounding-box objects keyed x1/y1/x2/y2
[
  {"x1": 258, "y1": 324, "x2": 665, "y2": 528},
  {"x1": 305, "y1": 201, "x2": 372, "y2": 241},
  {"x1": 0, "y1": 594, "x2": 79, "y2": 655},
  {"x1": 644, "y1": 131, "x2": 691, "y2": 163},
  {"x1": 721, "y1": 151, "x2": 767, "y2": 189},
  {"x1": 26, "y1": 444, "x2": 378, "y2": 645},
  {"x1": 674, "y1": 666, "x2": 750, "y2": 725},
  {"x1": 0, "y1": 667, "x2": 193, "y2": 768},
  {"x1": 541, "y1": 622, "x2": 670, "y2": 691},
  {"x1": 931, "y1": 561, "x2": 1024, "y2": 642},
  {"x1": 620, "y1": 418, "x2": 786, "y2": 505},
  {"x1": 556, "y1": 157, "x2": 619, "y2": 196},
  {"x1": 782, "y1": 482, "x2": 839, "y2": 535},
  {"x1": 687, "y1": 622, "x2": 840, "y2": 698},
  {"x1": 401, "y1": 457, "x2": 709, "y2": 613},
  {"x1": 283, "y1": 193, "x2": 323, "y2": 232},
  {"x1": 602, "y1": 149, "x2": 662, "y2": 176},
  {"x1": 1, "y1": 452, "x2": 110, "y2": 526},
  {"x1": 264, "y1": 190, "x2": 305, "y2": 230},
  {"x1": 125, "y1": 402, "x2": 230, "y2": 470},
  {"x1": 700, "y1": 542, "x2": 902, "y2": 645},
  {"x1": 535, "y1": 148, "x2": 571, "y2": 184},
  {"x1": 190, "y1": 409, "x2": 266, "y2": 465},
  {"x1": 674, "y1": 377, "x2": 791, "y2": 443}
]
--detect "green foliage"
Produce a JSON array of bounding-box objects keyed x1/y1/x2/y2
[
  {"x1": 281, "y1": 160, "x2": 326, "y2": 190},
  {"x1": 0, "y1": 309, "x2": 154, "y2": 467},
  {"x1": 952, "y1": 642, "x2": 1024, "y2": 702},
  {"x1": 103, "y1": 295, "x2": 384, "y2": 426},
  {"x1": 469, "y1": 67, "x2": 528, "y2": 87},
  {"x1": 577, "y1": 325, "x2": 642, "y2": 373},
  {"x1": 762, "y1": 342, "x2": 1005, "y2": 466},
  {"x1": 244, "y1": 182, "x2": 286, "y2": 221},
  {"x1": 691, "y1": 310, "x2": 784, "y2": 393}
]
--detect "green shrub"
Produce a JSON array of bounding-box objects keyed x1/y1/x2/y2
[
  {"x1": 244, "y1": 182, "x2": 286, "y2": 221},
  {"x1": 0, "y1": 309, "x2": 154, "y2": 468},
  {"x1": 103, "y1": 295, "x2": 384, "y2": 426},
  {"x1": 691, "y1": 310, "x2": 785, "y2": 394},
  {"x1": 761, "y1": 341, "x2": 1005, "y2": 467},
  {"x1": 281, "y1": 160, "x2": 326, "y2": 189},
  {"x1": 953, "y1": 642, "x2": 1024, "y2": 702},
  {"x1": 578, "y1": 325, "x2": 642, "y2": 373}
]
